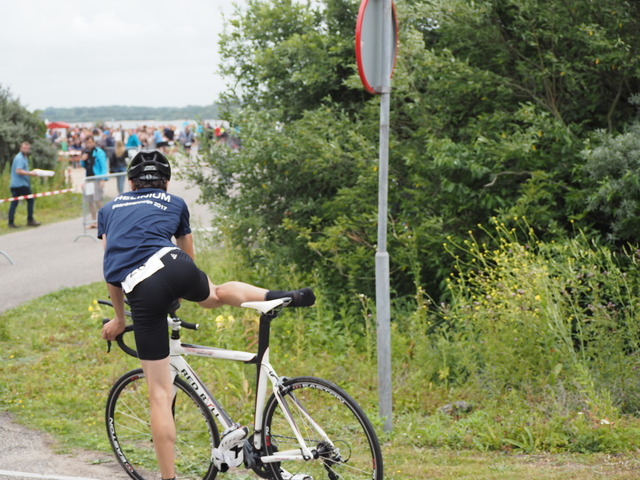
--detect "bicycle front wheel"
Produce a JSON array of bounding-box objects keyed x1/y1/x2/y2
[
  {"x1": 262, "y1": 376, "x2": 383, "y2": 480},
  {"x1": 106, "y1": 368, "x2": 220, "y2": 480}
]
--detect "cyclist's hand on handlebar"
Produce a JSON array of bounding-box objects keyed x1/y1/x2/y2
[{"x1": 102, "y1": 316, "x2": 127, "y2": 341}]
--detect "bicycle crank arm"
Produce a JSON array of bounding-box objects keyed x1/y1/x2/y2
[{"x1": 260, "y1": 449, "x2": 317, "y2": 463}]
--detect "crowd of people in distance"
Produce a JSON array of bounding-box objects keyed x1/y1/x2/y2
[
  {"x1": 47, "y1": 121, "x2": 240, "y2": 162},
  {"x1": 39, "y1": 122, "x2": 234, "y2": 230}
]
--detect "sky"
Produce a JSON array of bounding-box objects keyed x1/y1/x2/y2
[{"x1": 0, "y1": 0, "x2": 242, "y2": 110}]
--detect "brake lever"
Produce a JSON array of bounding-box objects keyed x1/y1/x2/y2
[{"x1": 102, "y1": 318, "x2": 112, "y2": 353}]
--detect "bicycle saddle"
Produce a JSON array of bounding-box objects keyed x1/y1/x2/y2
[{"x1": 241, "y1": 298, "x2": 291, "y2": 315}]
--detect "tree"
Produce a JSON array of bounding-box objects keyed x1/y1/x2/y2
[
  {"x1": 0, "y1": 85, "x2": 57, "y2": 173},
  {"x1": 410, "y1": 0, "x2": 640, "y2": 131},
  {"x1": 196, "y1": 0, "x2": 640, "y2": 300},
  {"x1": 218, "y1": 0, "x2": 367, "y2": 120}
]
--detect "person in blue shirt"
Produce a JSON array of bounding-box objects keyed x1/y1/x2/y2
[
  {"x1": 8, "y1": 142, "x2": 41, "y2": 228},
  {"x1": 99, "y1": 150, "x2": 314, "y2": 480},
  {"x1": 154, "y1": 127, "x2": 169, "y2": 153},
  {"x1": 80, "y1": 136, "x2": 108, "y2": 228},
  {"x1": 125, "y1": 129, "x2": 141, "y2": 149}
]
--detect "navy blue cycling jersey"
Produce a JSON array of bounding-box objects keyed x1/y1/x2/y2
[{"x1": 97, "y1": 188, "x2": 191, "y2": 285}]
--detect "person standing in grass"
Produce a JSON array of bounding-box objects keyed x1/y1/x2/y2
[
  {"x1": 8, "y1": 141, "x2": 41, "y2": 228},
  {"x1": 99, "y1": 150, "x2": 314, "y2": 480}
]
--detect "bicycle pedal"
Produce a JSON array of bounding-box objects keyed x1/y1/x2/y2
[
  {"x1": 279, "y1": 468, "x2": 314, "y2": 480},
  {"x1": 211, "y1": 449, "x2": 230, "y2": 472}
]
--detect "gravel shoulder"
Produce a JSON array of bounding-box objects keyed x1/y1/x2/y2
[{"x1": 0, "y1": 411, "x2": 129, "y2": 480}]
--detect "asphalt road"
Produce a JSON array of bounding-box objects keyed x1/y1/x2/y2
[{"x1": 0, "y1": 170, "x2": 214, "y2": 480}]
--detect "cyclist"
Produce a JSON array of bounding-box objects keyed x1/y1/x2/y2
[{"x1": 99, "y1": 150, "x2": 314, "y2": 480}]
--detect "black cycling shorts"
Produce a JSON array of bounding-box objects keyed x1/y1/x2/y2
[{"x1": 125, "y1": 249, "x2": 210, "y2": 360}]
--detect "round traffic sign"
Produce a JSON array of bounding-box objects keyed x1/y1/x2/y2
[{"x1": 355, "y1": 0, "x2": 398, "y2": 94}]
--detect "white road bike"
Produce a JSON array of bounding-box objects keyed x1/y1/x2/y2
[{"x1": 100, "y1": 298, "x2": 384, "y2": 480}]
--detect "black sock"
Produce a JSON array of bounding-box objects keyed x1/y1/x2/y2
[{"x1": 266, "y1": 287, "x2": 315, "y2": 307}]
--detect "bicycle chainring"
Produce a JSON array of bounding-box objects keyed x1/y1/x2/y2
[{"x1": 244, "y1": 434, "x2": 275, "y2": 479}]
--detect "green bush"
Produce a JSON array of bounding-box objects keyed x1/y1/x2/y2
[{"x1": 582, "y1": 119, "x2": 640, "y2": 242}]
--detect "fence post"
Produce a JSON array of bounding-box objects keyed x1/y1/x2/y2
[{"x1": 74, "y1": 172, "x2": 128, "y2": 242}]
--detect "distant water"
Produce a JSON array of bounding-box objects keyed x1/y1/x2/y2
[{"x1": 73, "y1": 119, "x2": 225, "y2": 130}]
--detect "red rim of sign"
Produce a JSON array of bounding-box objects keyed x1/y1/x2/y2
[{"x1": 355, "y1": 0, "x2": 398, "y2": 94}]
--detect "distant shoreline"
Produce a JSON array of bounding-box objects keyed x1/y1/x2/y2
[{"x1": 38, "y1": 104, "x2": 221, "y2": 124}]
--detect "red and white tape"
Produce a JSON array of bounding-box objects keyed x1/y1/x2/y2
[{"x1": 0, "y1": 188, "x2": 74, "y2": 204}]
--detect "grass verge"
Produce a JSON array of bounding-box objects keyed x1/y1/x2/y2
[
  {"x1": 0, "y1": 163, "x2": 82, "y2": 233},
  {"x1": 1, "y1": 280, "x2": 640, "y2": 479}
]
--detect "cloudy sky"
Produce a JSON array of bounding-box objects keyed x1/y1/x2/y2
[{"x1": 0, "y1": 0, "x2": 242, "y2": 110}]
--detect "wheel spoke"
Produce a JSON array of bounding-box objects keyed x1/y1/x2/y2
[
  {"x1": 263, "y1": 377, "x2": 383, "y2": 480},
  {"x1": 106, "y1": 370, "x2": 219, "y2": 480}
]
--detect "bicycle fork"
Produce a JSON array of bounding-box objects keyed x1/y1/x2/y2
[{"x1": 257, "y1": 356, "x2": 335, "y2": 464}]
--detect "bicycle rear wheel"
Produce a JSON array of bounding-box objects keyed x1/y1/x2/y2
[
  {"x1": 262, "y1": 376, "x2": 383, "y2": 480},
  {"x1": 106, "y1": 368, "x2": 220, "y2": 480}
]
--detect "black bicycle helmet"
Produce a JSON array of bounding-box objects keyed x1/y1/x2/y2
[{"x1": 127, "y1": 150, "x2": 171, "y2": 180}]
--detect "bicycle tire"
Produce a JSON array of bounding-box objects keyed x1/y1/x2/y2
[
  {"x1": 106, "y1": 368, "x2": 220, "y2": 480},
  {"x1": 262, "y1": 376, "x2": 383, "y2": 480}
]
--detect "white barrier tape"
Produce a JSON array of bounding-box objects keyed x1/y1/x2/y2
[
  {"x1": 0, "y1": 188, "x2": 74, "y2": 204},
  {"x1": 0, "y1": 469, "x2": 98, "y2": 480}
]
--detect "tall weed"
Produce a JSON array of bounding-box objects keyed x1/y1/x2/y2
[{"x1": 409, "y1": 217, "x2": 640, "y2": 451}]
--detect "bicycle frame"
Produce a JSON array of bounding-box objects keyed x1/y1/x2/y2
[{"x1": 165, "y1": 309, "x2": 329, "y2": 465}]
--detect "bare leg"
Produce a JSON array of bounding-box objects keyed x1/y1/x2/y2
[
  {"x1": 198, "y1": 279, "x2": 267, "y2": 309},
  {"x1": 89, "y1": 200, "x2": 97, "y2": 221},
  {"x1": 140, "y1": 357, "x2": 176, "y2": 480}
]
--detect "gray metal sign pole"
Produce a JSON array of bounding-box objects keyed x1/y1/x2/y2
[{"x1": 375, "y1": 0, "x2": 393, "y2": 432}]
